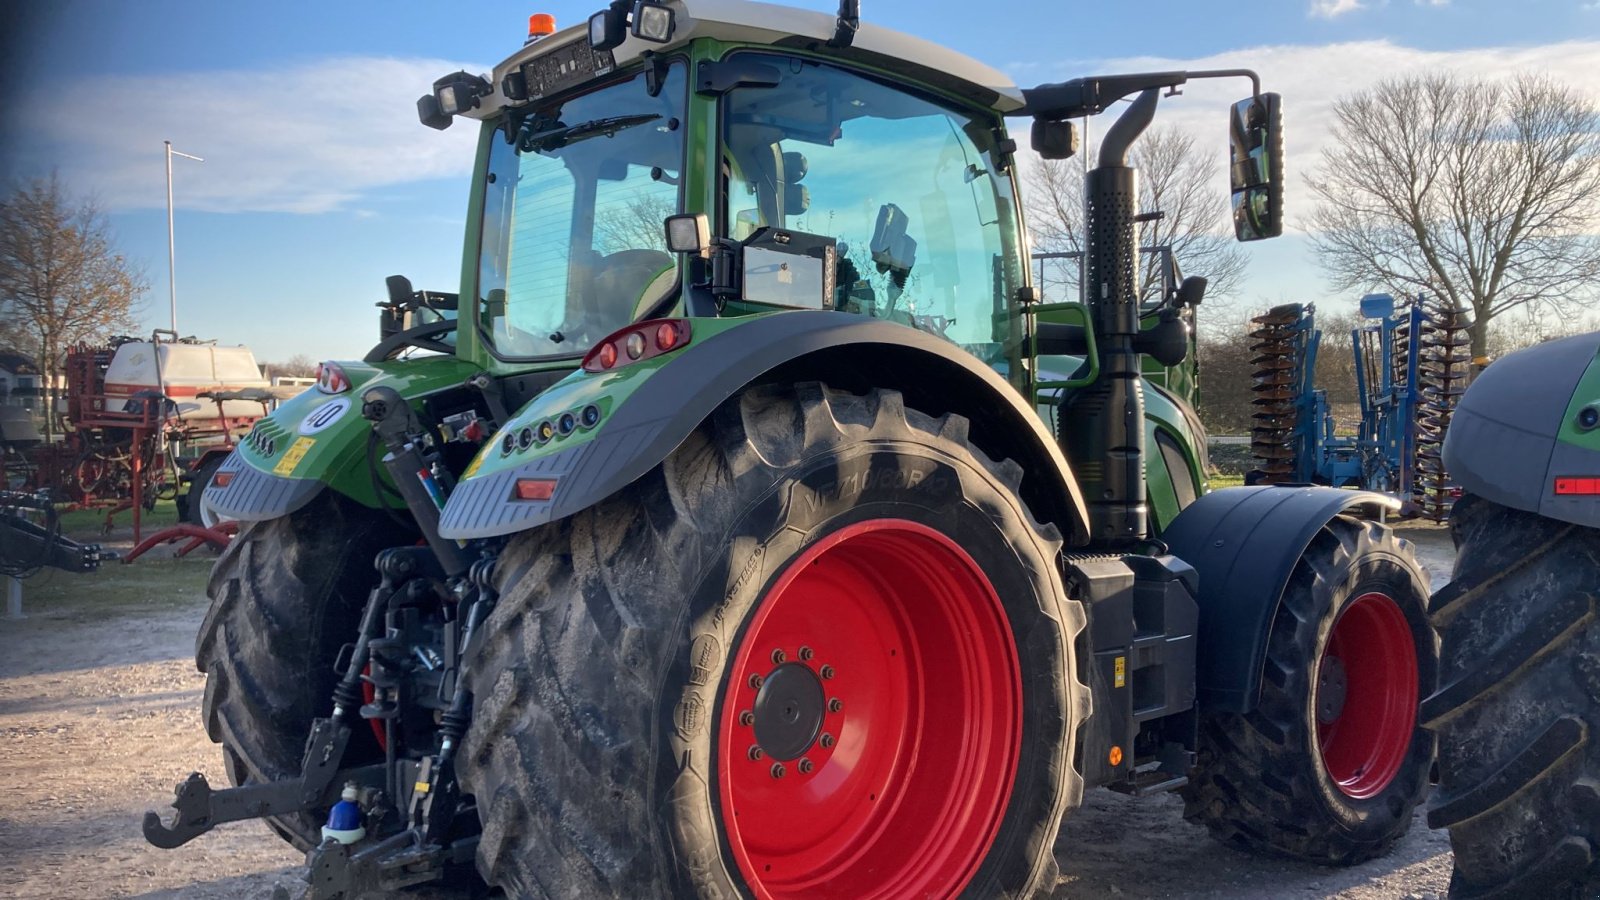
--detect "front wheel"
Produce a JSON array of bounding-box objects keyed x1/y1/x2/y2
[
  {"x1": 459, "y1": 383, "x2": 1088, "y2": 898},
  {"x1": 1182, "y1": 515, "x2": 1437, "y2": 864}
]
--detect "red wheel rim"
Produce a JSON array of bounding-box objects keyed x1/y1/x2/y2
[
  {"x1": 1315, "y1": 591, "x2": 1418, "y2": 799},
  {"x1": 717, "y1": 519, "x2": 1021, "y2": 899}
]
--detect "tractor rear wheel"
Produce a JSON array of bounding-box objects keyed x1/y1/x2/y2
[
  {"x1": 1182, "y1": 515, "x2": 1436, "y2": 864},
  {"x1": 1425, "y1": 493, "x2": 1600, "y2": 899},
  {"x1": 459, "y1": 383, "x2": 1087, "y2": 899},
  {"x1": 195, "y1": 491, "x2": 410, "y2": 848}
]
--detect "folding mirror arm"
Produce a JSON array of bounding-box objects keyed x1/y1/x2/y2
[{"x1": 1015, "y1": 68, "x2": 1261, "y2": 121}]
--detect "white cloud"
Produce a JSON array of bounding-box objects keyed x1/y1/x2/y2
[
  {"x1": 1015, "y1": 39, "x2": 1600, "y2": 236},
  {"x1": 1309, "y1": 0, "x2": 1367, "y2": 19},
  {"x1": 16, "y1": 56, "x2": 484, "y2": 214},
  {"x1": 1416, "y1": 0, "x2": 1450, "y2": 6}
]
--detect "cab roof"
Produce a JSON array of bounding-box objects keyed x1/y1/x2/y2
[{"x1": 474, "y1": 0, "x2": 1025, "y2": 117}]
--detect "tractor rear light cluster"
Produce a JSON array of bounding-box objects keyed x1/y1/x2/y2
[
  {"x1": 212, "y1": 471, "x2": 235, "y2": 489},
  {"x1": 582, "y1": 319, "x2": 692, "y2": 373},
  {"x1": 316, "y1": 362, "x2": 351, "y2": 394}
]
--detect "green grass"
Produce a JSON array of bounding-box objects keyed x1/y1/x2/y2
[
  {"x1": 53, "y1": 498, "x2": 181, "y2": 538},
  {"x1": 7, "y1": 554, "x2": 213, "y2": 616},
  {"x1": 1209, "y1": 473, "x2": 1246, "y2": 489}
]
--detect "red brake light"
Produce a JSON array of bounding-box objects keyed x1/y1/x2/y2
[
  {"x1": 582, "y1": 319, "x2": 693, "y2": 373},
  {"x1": 655, "y1": 322, "x2": 680, "y2": 351},
  {"x1": 512, "y1": 477, "x2": 558, "y2": 501},
  {"x1": 316, "y1": 361, "x2": 351, "y2": 394},
  {"x1": 212, "y1": 471, "x2": 235, "y2": 488},
  {"x1": 1555, "y1": 477, "x2": 1600, "y2": 496}
]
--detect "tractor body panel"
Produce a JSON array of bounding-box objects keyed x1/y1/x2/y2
[
  {"x1": 1443, "y1": 331, "x2": 1600, "y2": 527},
  {"x1": 439, "y1": 310, "x2": 1092, "y2": 543},
  {"x1": 1159, "y1": 485, "x2": 1399, "y2": 712},
  {"x1": 204, "y1": 354, "x2": 486, "y2": 521}
]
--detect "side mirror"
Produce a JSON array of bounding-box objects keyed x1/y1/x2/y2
[
  {"x1": 1031, "y1": 119, "x2": 1079, "y2": 160},
  {"x1": 1228, "y1": 92, "x2": 1283, "y2": 242}
]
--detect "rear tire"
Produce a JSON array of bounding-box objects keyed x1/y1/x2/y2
[
  {"x1": 1425, "y1": 493, "x2": 1600, "y2": 899},
  {"x1": 195, "y1": 491, "x2": 411, "y2": 848},
  {"x1": 459, "y1": 383, "x2": 1088, "y2": 898},
  {"x1": 1182, "y1": 515, "x2": 1436, "y2": 864}
]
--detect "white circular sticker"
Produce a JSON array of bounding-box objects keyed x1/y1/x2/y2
[{"x1": 298, "y1": 397, "x2": 352, "y2": 435}]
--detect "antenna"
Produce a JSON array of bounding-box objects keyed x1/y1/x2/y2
[{"x1": 830, "y1": 0, "x2": 860, "y2": 48}]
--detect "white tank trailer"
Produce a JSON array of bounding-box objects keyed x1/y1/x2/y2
[{"x1": 98, "y1": 340, "x2": 271, "y2": 422}]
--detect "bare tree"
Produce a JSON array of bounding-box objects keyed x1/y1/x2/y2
[
  {"x1": 1308, "y1": 73, "x2": 1600, "y2": 360},
  {"x1": 0, "y1": 174, "x2": 146, "y2": 437},
  {"x1": 264, "y1": 353, "x2": 319, "y2": 379},
  {"x1": 1024, "y1": 125, "x2": 1248, "y2": 306}
]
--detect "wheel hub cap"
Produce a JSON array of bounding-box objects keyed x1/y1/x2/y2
[{"x1": 753, "y1": 662, "x2": 825, "y2": 760}]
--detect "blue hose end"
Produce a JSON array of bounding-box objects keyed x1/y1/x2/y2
[{"x1": 321, "y1": 783, "x2": 366, "y2": 845}]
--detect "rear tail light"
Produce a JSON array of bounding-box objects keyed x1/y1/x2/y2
[
  {"x1": 1555, "y1": 477, "x2": 1600, "y2": 496},
  {"x1": 512, "y1": 477, "x2": 558, "y2": 501},
  {"x1": 316, "y1": 362, "x2": 351, "y2": 394},
  {"x1": 212, "y1": 471, "x2": 235, "y2": 488},
  {"x1": 582, "y1": 319, "x2": 693, "y2": 373}
]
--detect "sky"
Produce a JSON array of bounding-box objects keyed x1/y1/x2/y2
[{"x1": 1, "y1": 0, "x2": 1598, "y2": 364}]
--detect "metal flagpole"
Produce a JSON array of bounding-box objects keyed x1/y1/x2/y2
[{"x1": 165, "y1": 141, "x2": 205, "y2": 333}]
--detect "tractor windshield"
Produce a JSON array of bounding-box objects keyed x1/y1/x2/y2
[{"x1": 476, "y1": 62, "x2": 686, "y2": 360}]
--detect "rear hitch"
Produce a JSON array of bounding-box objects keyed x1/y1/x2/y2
[{"x1": 142, "y1": 717, "x2": 356, "y2": 848}]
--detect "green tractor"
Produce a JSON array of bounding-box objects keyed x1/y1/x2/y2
[
  {"x1": 1424, "y1": 333, "x2": 1600, "y2": 899},
  {"x1": 145, "y1": 2, "x2": 1440, "y2": 896}
]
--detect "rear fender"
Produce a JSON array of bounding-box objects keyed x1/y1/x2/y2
[
  {"x1": 439, "y1": 311, "x2": 1090, "y2": 543},
  {"x1": 1444, "y1": 332, "x2": 1600, "y2": 528},
  {"x1": 1160, "y1": 485, "x2": 1399, "y2": 713},
  {"x1": 204, "y1": 356, "x2": 483, "y2": 522}
]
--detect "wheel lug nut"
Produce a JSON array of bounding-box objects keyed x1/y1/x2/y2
[
  {"x1": 820, "y1": 665, "x2": 835, "y2": 680},
  {"x1": 770, "y1": 763, "x2": 786, "y2": 779},
  {"x1": 798, "y1": 758, "x2": 814, "y2": 774},
  {"x1": 748, "y1": 673, "x2": 764, "y2": 689},
  {"x1": 828, "y1": 697, "x2": 843, "y2": 713},
  {"x1": 771, "y1": 649, "x2": 786, "y2": 664},
  {"x1": 748, "y1": 745, "x2": 764, "y2": 761},
  {"x1": 739, "y1": 710, "x2": 755, "y2": 726},
  {"x1": 798, "y1": 646, "x2": 814, "y2": 661},
  {"x1": 820, "y1": 733, "x2": 835, "y2": 749}
]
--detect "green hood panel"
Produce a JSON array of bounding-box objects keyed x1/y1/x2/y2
[{"x1": 223, "y1": 355, "x2": 483, "y2": 510}]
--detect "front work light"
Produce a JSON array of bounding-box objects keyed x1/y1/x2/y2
[
  {"x1": 664, "y1": 213, "x2": 710, "y2": 254},
  {"x1": 589, "y1": 7, "x2": 627, "y2": 51},
  {"x1": 418, "y1": 71, "x2": 492, "y2": 130},
  {"x1": 631, "y1": 0, "x2": 675, "y2": 42}
]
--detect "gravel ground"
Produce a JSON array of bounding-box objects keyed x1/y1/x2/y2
[{"x1": 0, "y1": 523, "x2": 1457, "y2": 900}]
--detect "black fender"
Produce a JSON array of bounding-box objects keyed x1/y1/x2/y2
[
  {"x1": 438, "y1": 312, "x2": 1090, "y2": 544},
  {"x1": 1159, "y1": 485, "x2": 1399, "y2": 713}
]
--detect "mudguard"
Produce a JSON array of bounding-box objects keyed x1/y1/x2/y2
[
  {"x1": 439, "y1": 311, "x2": 1091, "y2": 543},
  {"x1": 1443, "y1": 331, "x2": 1600, "y2": 528},
  {"x1": 204, "y1": 355, "x2": 483, "y2": 522},
  {"x1": 1159, "y1": 485, "x2": 1399, "y2": 713}
]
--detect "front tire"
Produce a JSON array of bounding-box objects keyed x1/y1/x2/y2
[
  {"x1": 459, "y1": 383, "x2": 1088, "y2": 898},
  {"x1": 1425, "y1": 493, "x2": 1600, "y2": 899},
  {"x1": 1182, "y1": 515, "x2": 1436, "y2": 864}
]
